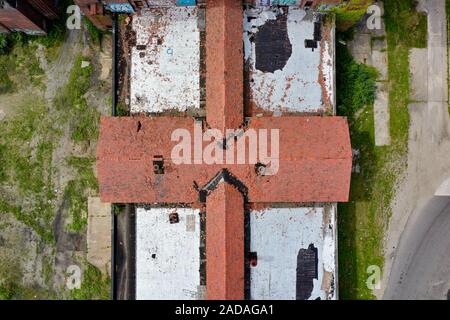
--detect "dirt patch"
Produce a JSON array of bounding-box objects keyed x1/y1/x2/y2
[{"x1": 0, "y1": 26, "x2": 112, "y2": 298}]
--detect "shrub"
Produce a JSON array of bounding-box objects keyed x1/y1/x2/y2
[
  {"x1": 84, "y1": 17, "x2": 103, "y2": 45},
  {"x1": 336, "y1": 43, "x2": 378, "y2": 117}
]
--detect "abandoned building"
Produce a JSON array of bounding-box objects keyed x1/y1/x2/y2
[
  {"x1": 78, "y1": 0, "x2": 341, "y2": 30},
  {"x1": 96, "y1": 0, "x2": 350, "y2": 300},
  {"x1": 0, "y1": 0, "x2": 59, "y2": 35}
]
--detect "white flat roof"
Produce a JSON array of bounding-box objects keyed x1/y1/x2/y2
[
  {"x1": 135, "y1": 207, "x2": 202, "y2": 300},
  {"x1": 130, "y1": 7, "x2": 200, "y2": 113},
  {"x1": 244, "y1": 7, "x2": 334, "y2": 113},
  {"x1": 250, "y1": 205, "x2": 337, "y2": 300}
]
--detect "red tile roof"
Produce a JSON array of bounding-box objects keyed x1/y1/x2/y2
[
  {"x1": 206, "y1": 0, "x2": 243, "y2": 132},
  {"x1": 96, "y1": 0, "x2": 351, "y2": 300},
  {"x1": 206, "y1": 181, "x2": 244, "y2": 300},
  {"x1": 96, "y1": 115, "x2": 352, "y2": 203}
]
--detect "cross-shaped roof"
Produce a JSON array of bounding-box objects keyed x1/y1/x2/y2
[{"x1": 96, "y1": 0, "x2": 352, "y2": 299}]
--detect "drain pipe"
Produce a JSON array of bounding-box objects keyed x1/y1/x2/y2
[{"x1": 111, "y1": 13, "x2": 118, "y2": 300}]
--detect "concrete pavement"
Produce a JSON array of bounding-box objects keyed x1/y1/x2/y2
[
  {"x1": 348, "y1": 1, "x2": 391, "y2": 146},
  {"x1": 382, "y1": 0, "x2": 450, "y2": 299}
]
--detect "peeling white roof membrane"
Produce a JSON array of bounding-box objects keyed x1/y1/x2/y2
[
  {"x1": 130, "y1": 7, "x2": 200, "y2": 113},
  {"x1": 135, "y1": 207, "x2": 201, "y2": 300},
  {"x1": 244, "y1": 7, "x2": 334, "y2": 113},
  {"x1": 250, "y1": 205, "x2": 337, "y2": 300}
]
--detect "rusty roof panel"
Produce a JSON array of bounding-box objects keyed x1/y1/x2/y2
[
  {"x1": 27, "y1": 0, "x2": 59, "y2": 20},
  {"x1": 0, "y1": 7, "x2": 45, "y2": 34}
]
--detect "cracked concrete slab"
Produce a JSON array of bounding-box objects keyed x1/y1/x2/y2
[
  {"x1": 409, "y1": 48, "x2": 428, "y2": 102},
  {"x1": 372, "y1": 50, "x2": 388, "y2": 81},
  {"x1": 374, "y1": 82, "x2": 390, "y2": 146},
  {"x1": 348, "y1": 1, "x2": 391, "y2": 146},
  {"x1": 348, "y1": 33, "x2": 372, "y2": 65},
  {"x1": 87, "y1": 197, "x2": 111, "y2": 275}
]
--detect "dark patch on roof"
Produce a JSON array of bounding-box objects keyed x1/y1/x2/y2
[
  {"x1": 304, "y1": 39, "x2": 318, "y2": 50},
  {"x1": 254, "y1": 11, "x2": 292, "y2": 73},
  {"x1": 296, "y1": 243, "x2": 318, "y2": 300},
  {"x1": 313, "y1": 21, "x2": 322, "y2": 41}
]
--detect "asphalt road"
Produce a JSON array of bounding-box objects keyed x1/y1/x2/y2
[
  {"x1": 383, "y1": 0, "x2": 450, "y2": 299},
  {"x1": 384, "y1": 197, "x2": 450, "y2": 299}
]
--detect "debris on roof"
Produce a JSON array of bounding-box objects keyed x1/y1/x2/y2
[
  {"x1": 250, "y1": 205, "x2": 337, "y2": 300},
  {"x1": 130, "y1": 7, "x2": 201, "y2": 113},
  {"x1": 244, "y1": 7, "x2": 335, "y2": 114},
  {"x1": 100, "y1": 1, "x2": 350, "y2": 301},
  {"x1": 135, "y1": 207, "x2": 202, "y2": 300}
]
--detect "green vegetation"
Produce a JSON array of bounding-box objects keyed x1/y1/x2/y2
[
  {"x1": 337, "y1": 45, "x2": 378, "y2": 116},
  {"x1": 0, "y1": 1, "x2": 106, "y2": 299},
  {"x1": 0, "y1": 248, "x2": 56, "y2": 299},
  {"x1": 328, "y1": 0, "x2": 373, "y2": 31},
  {"x1": 0, "y1": 53, "x2": 99, "y2": 243},
  {"x1": 71, "y1": 263, "x2": 110, "y2": 300},
  {"x1": 0, "y1": 285, "x2": 14, "y2": 300},
  {"x1": 53, "y1": 55, "x2": 100, "y2": 142},
  {"x1": 65, "y1": 157, "x2": 98, "y2": 232},
  {"x1": 0, "y1": 42, "x2": 44, "y2": 93},
  {"x1": 0, "y1": 99, "x2": 57, "y2": 242},
  {"x1": 0, "y1": 58, "x2": 14, "y2": 94},
  {"x1": 116, "y1": 102, "x2": 130, "y2": 116},
  {"x1": 84, "y1": 17, "x2": 104, "y2": 45},
  {"x1": 337, "y1": 0, "x2": 427, "y2": 299}
]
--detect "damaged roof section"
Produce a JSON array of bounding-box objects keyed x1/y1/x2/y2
[
  {"x1": 135, "y1": 207, "x2": 202, "y2": 300},
  {"x1": 130, "y1": 7, "x2": 201, "y2": 113},
  {"x1": 250, "y1": 205, "x2": 336, "y2": 300},
  {"x1": 244, "y1": 7, "x2": 335, "y2": 114}
]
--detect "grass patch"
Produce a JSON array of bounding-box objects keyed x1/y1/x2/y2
[
  {"x1": 53, "y1": 55, "x2": 100, "y2": 142},
  {"x1": 0, "y1": 56, "x2": 15, "y2": 94},
  {"x1": 65, "y1": 157, "x2": 98, "y2": 232},
  {"x1": 116, "y1": 102, "x2": 129, "y2": 116},
  {"x1": 0, "y1": 43, "x2": 44, "y2": 93},
  {"x1": 70, "y1": 263, "x2": 110, "y2": 300},
  {"x1": 327, "y1": 0, "x2": 373, "y2": 31},
  {"x1": 0, "y1": 50, "x2": 101, "y2": 243},
  {"x1": 0, "y1": 99, "x2": 57, "y2": 243},
  {"x1": 337, "y1": 0, "x2": 427, "y2": 299},
  {"x1": 84, "y1": 17, "x2": 104, "y2": 45},
  {"x1": 0, "y1": 236, "x2": 56, "y2": 300}
]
